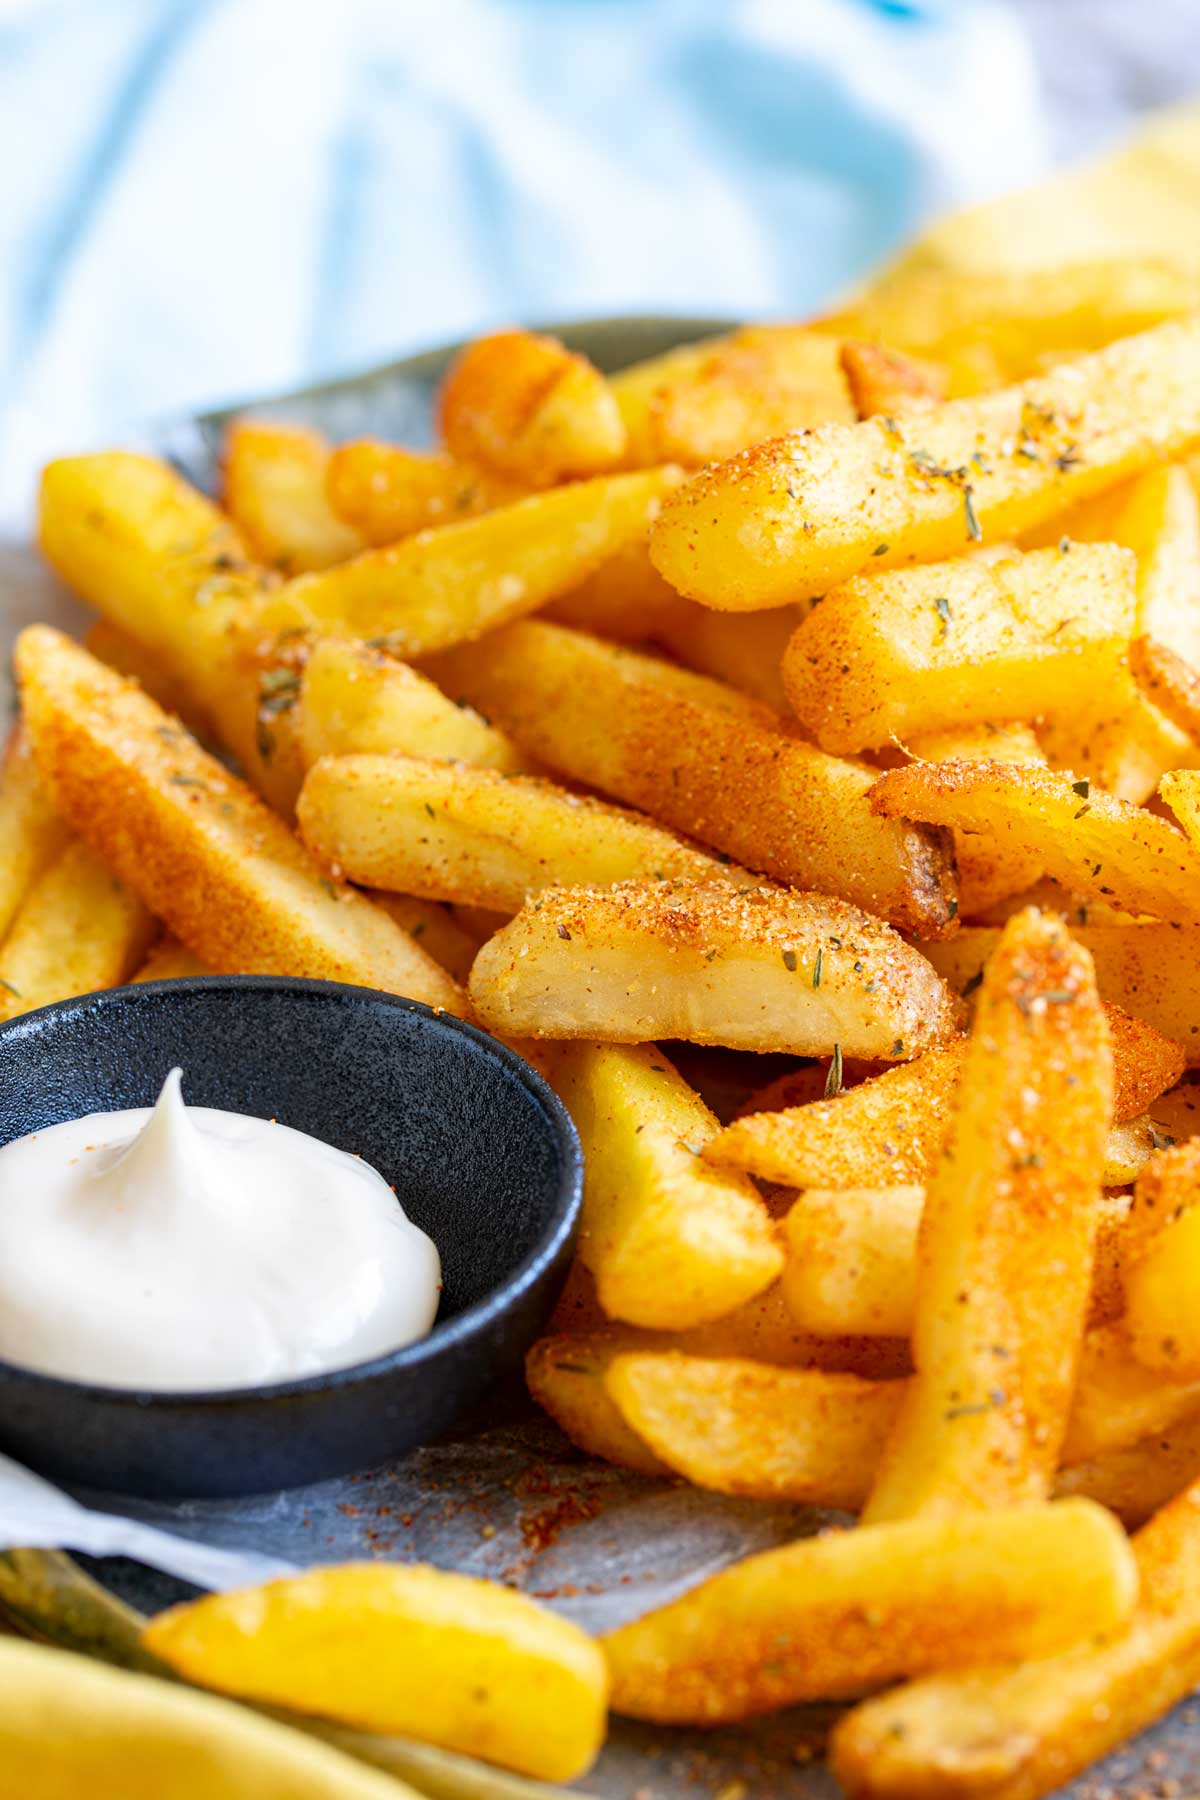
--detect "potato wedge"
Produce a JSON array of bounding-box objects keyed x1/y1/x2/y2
[
  {"x1": 438, "y1": 328, "x2": 625, "y2": 483},
  {"x1": 325, "y1": 438, "x2": 519, "y2": 544},
  {"x1": 221, "y1": 419, "x2": 364, "y2": 573},
  {"x1": 649, "y1": 316, "x2": 1200, "y2": 610},
  {"x1": 782, "y1": 1186, "x2": 924, "y2": 1339},
  {"x1": 1130, "y1": 630, "x2": 1200, "y2": 741},
  {"x1": 831, "y1": 1469, "x2": 1200, "y2": 1800},
  {"x1": 1031, "y1": 464, "x2": 1200, "y2": 799},
  {"x1": 255, "y1": 467, "x2": 678, "y2": 655},
  {"x1": 427, "y1": 621, "x2": 958, "y2": 935},
  {"x1": 545, "y1": 1041, "x2": 780, "y2": 1329},
  {"x1": 601, "y1": 1498, "x2": 1136, "y2": 1723},
  {"x1": 15, "y1": 628, "x2": 465, "y2": 1015},
  {"x1": 0, "y1": 727, "x2": 71, "y2": 943},
  {"x1": 469, "y1": 879, "x2": 960, "y2": 1057},
  {"x1": 612, "y1": 324, "x2": 854, "y2": 467},
  {"x1": 865, "y1": 909, "x2": 1112, "y2": 1523},
  {"x1": 0, "y1": 1638, "x2": 423, "y2": 1800},
  {"x1": 1122, "y1": 1140, "x2": 1200, "y2": 1375},
  {"x1": 782, "y1": 543, "x2": 1135, "y2": 753},
  {"x1": 296, "y1": 637, "x2": 534, "y2": 775},
  {"x1": 607, "y1": 1352, "x2": 901, "y2": 1507},
  {"x1": 840, "y1": 339, "x2": 946, "y2": 419},
  {"x1": 872, "y1": 757, "x2": 1200, "y2": 925},
  {"x1": 708, "y1": 1004, "x2": 1182, "y2": 1187},
  {"x1": 903, "y1": 721, "x2": 1047, "y2": 916},
  {"x1": 525, "y1": 1333, "x2": 673, "y2": 1477},
  {"x1": 132, "y1": 936, "x2": 211, "y2": 983},
  {"x1": 144, "y1": 1563, "x2": 608, "y2": 1783},
  {"x1": 0, "y1": 838, "x2": 156, "y2": 1021},
  {"x1": 299, "y1": 755, "x2": 722, "y2": 913}
]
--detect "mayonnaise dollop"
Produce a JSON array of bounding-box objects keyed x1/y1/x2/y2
[{"x1": 0, "y1": 1069, "x2": 441, "y2": 1390}]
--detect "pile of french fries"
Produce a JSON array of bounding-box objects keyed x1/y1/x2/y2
[{"x1": 12, "y1": 258, "x2": 1200, "y2": 1794}]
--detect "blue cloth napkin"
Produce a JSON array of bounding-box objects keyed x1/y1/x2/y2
[{"x1": 0, "y1": 0, "x2": 1042, "y2": 491}]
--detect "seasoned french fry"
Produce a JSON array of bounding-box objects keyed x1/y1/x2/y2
[
  {"x1": 221, "y1": 420, "x2": 364, "y2": 573},
  {"x1": 1121, "y1": 1140, "x2": 1200, "y2": 1375},
  {"x1": 649, "y1": 316, "x2": 1200, "y2": 610},
  {"x1": 1031, "y1": 464, "x2": 1200, "y2": 799},
  {"x1": 545, "y1": 538, "x2": 677, "y2": 641},
  {"x1": 872, "y1": 758, "x2": 1200, "y2": 925},
  {"x1": 254, "y1": 467, "x2": 679, "y2": 655},
  {"x1": 15, "y1": 628, "x2": 465, "y2": 1016},
  {"x1": 427, "y1": 621, "x2": 958, "y2": 935},
  {"x1": 1057, "y1": 1408, "x2": 1200, "y2": 1527},
  {"x1": 298, "y1": 755, "x2": 723, "y2": 913},
  {"x1": 1130, "y1": 631, "x2": 1200, "y2": 741},
  {"x1": 469, "y1": 880, "x2": 960, "y2": 1057},
  {"x1": 438, "y1": 328, "x2": 626, "y2": 483},
  {"x1": 865, "y1": 909, "x2": 1112, "y2": 1523},
  {"x1": 782, "y1": 544, "x2": 1135, "y2": 753},
  {"x1": 144, "y1": 1563, "x2": 608, "y2": 1783},
  {"x1": 525, "y1": 1333, "x2": 673, "y2": 1477},
  {"x1": 296, "y1": 637, "x2": 535, "y2": 774},
  {"x1": 601, "y1": 1499, "x2": 1136, "y2": 1722},
  {"x1": 708, "y1": 1003, "x2": 1179, "y2": 1187},
  {"x1": 86, "y1": 619, "x2": 211, "y2": 735},
  {"x1": 0, "y1": 838, "x2": 156, "y2": 1021},
  {"x1": 612, "y1": 324, "x2": 854, "y2": 467},
  {"x1": 904, "y1": 721, "x2": 1047, "y2": 916},
  {"x1": 839, "y1": 339, "x2": 946, "y2": 419},
  {"x1": 363, "y1": 894, "x2": 485, "y2": 984},
  {"x1": 132, "y1": 936, "x2": 211, "y2": 983},
  {"x1": 832, "y1": 1468, "x2": 1200, "y2": 1800},
  {"x1": 0, "y1": 727, "x2": 71, "y2": 943},
  {"x1": 545, "y1": 1041, "x2": 781, "y2": 1330},
  {"x1": 1060, "y1": 1320, "x2": 1200, "y2": 1463},
  {"x1": 819, "y1": 258, "x2": 1198, "y2": 381},
  {"x1": 649, "y1": 592, "x2": 807, "y2": 713},
  {"x1": 325, "y1": 438, "x2": 519, "y2": 544},
  {"x1": 782, "y1": 1186, "x2": 924, "y2": 1339}
]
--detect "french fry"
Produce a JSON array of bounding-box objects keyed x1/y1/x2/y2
[
  {"x1": 782, "y1": 544, "x2": 1135, "y2": 753},
  {"x1": 525, "y1": 1333, "x2": 673, "y2": 1477},
  {"x1": 1059, "y1": 1320, "x2": 1200, "y2": 1463},
  {"x1": 782, "y1": 1186, "x2": 924, "y2": 1339},
  {"x1": 0, "y1": 727, "x2": 71, "y2": 943},
  {"x1": 0, "y1": 838, "x2": 156, "y2": 1022},
  {"x1": 649, "y1": 591, "x2": 807, "y2": 713},
  {"x1": 132, "y1": 936, "x2": 211, "y2": 983},
  {"x1": 871, "y1": 758, "x2": 1200, "y2": 925},
  {"x1": 427, "y1": 621, "x2": 959, "y2": 935},
  {"x1": 144, "y1": 1563, "x2": 608, "y2": 1783},
  {"x1": 545, "y1": 1041, "x2": 781, "y2": 1330},
  {"x1": 296, "y1": 637, "x2": 535, "y2": 774},
  {"x1": 649, "y1": 316, "x2": 1200, "y2": 610},
  {"x1": 86, "y1": 619, "x2": 211, "y2": 736},
  {"x1": 612, "y1": 324, "x2": 854, "y2": 467},
  {"x1": 14, "y1": 628, "x2": 465, "y2": 1017},
  {"x1": 545, "y1": 537, "x2": 677, "y2": 641},
  {"x1": 818, "y1": 258, "x2": 1198, "y2": 381},
  {"x1": 298, "y1": 755, "x2": 722, "y2": 913},
  {"x1": 1130, "y1": 631, "x2": 1200, "y2": 741},
  {"x1": 1057, "y1": 1407, "x2": 1200, "y2": 1527},
  {"x1": 254, "y1": 467, "x2": 679, "y2": 655},
  {"x1": 368, "y1": 894, "x2": 487, "y2": 984},
  {"x1": 1031, "y1": 464, "x2": 1200, "y2": 799},
  {"x1": 601, "y1": 1498, "x2": 1136, "y2": 1722},
  {"x1": 437, "y1": 328, "x2": 626, "y2": 483},
  {"x1": 1121, "y1": 1140, "x2": 1200, "y2": 1375},
  {"x1": 903, "y1": 721, "x2": 1047, "y2": 916},
  {"x1": 707, "y1": 1003, "x2": 1179, "y2": 1187},
  {"x1": 831, "y1": 1468, "x2": 1200, "y2": 1800},
  {"x1": 325, "y1": 438, "x2": 519, "y2": 544},
  {"x1": 469, "y1": 879, "x2": 961, "y2": 1057},
  {"x1": 0, "y1": 1638, "x2": 425, "y2": 1800},
  {"x1": 864, "y1": 909, "x2": 1112, "y2": 1523},
  {"x1": 839, "y1": 339, "x2": 947, "y2": 418},
  {"x1": 221, "y1": 420, "x2": 364, "y2": 573}
]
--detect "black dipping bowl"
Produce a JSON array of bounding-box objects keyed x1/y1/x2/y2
[{"x1": 0, "y1": 978, "x2": 582, "y2": 1499}]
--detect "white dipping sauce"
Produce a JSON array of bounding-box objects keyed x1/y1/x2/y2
[{"x1": 0, "y1": 1069, "x2": 441, "y2": 1390}]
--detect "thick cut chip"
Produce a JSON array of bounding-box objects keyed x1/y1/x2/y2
[
  {"x1": 297, "y1": 755, "x2": 722, "y2": 913},
  {"x1": 221, "y1": 420, "x2": 364, "y2": 573},
  {"x1": 782, "y1": 544, "x2": 1135, "y2": 753},
  {"x1": 326, "y1": 439, "x2": 520, "y2": 544},
  {"x1": 144, "y1": 1563, "x2": 608, "y2": 1784},
  {"x1": 525, "y1": 1334, "x2": 673, "y2": 1477},
  {"x1": 832, "y1": 1468, "x2": 1200, "y2": 1800},
  {"x1": 428, "y1": 621, "x2": 958, "y2": 936},
  {"x1": 0, "y1": 727, "x2": 71, "y2": 944},
  {"x1": 437, "y1": 329, "x2": 626, "y2": 483},
  {"x1": 1122, "y1": 1140, "x2": 1200, "y2": 1376},
  {"x1": 254, "y1": 468, "x2": 679, "y2": 656},
  {"x1": 545, "y1": 1042, "x2": 780, "y2": 1330},
  {"x1": 0, "y1": 838, "x2": 155, "y2": 1021},
  {"x1": 782, "y1": 1186, "x2": 924, "y2": 1339},
  {"x1": 649, "y1": 591, "x2": 807, "y2": 713},
  {"x1": 649, "y1": 316, "x2": 1200, "y2": 610},
  {"x1": 904, "y1": 721, "x2": 1047, "y2": 916},
  {"x1": 601, "y1": 1499, "x2": 1136, "y2": 1723},
  {"x1": 872, "y1": 758, "x2": 1200, "y2": 925},
  {"x1": 865, "y1": 910, "x2": 1112, "y2": 1523},
  {"x1": 15, "y1": 628, "x2": 464, "y2": 1016},
  {"x1": 469, "y1": 880, "x2": 960, "y2": 1058}
]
